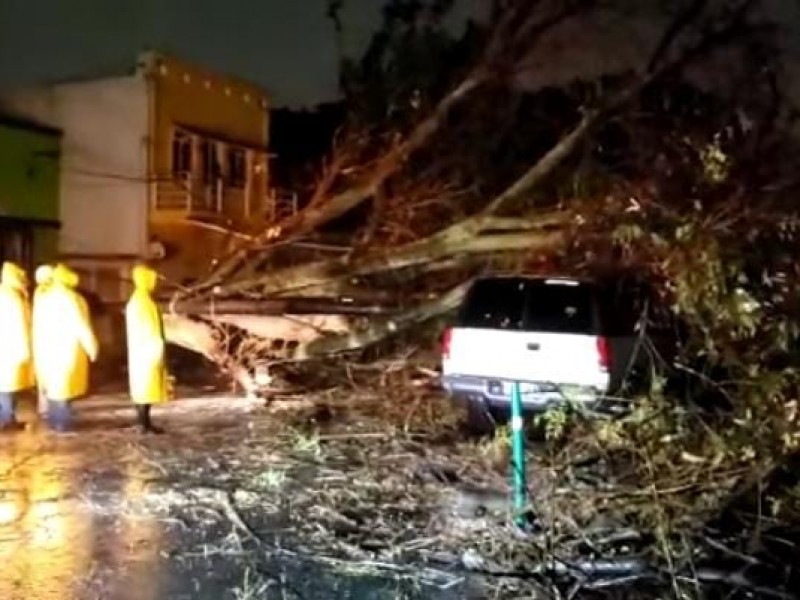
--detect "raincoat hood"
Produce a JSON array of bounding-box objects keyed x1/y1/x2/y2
[
  {"x1": 132, "y1": 265, "x2": 157, "y2": 293},
  {"x1": 1, "y1": 262, "x2": 27, "y2": 291},
  {"x1": 52, "y1": 264, "x2": 80, "y2": 289},
  {"x1": 35, "y1": 265, "x2": 54, "y2": 286}
]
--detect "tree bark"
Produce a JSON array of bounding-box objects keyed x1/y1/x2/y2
[
  {"x1": 162, "y1": 297, "x2": 394, "y2": 315},
  {"x1": 220, "y1": 227, "x2": 564, "y2": 297},
  {"x1": 163, "y1": 314, "x2": 221, "y2": 362},
  {"x1": 214, "y1": 314, "x2": 350, "y2": 342},
  {"x1": 163, "y1": 286, "x2": 467, "y2": 362}
]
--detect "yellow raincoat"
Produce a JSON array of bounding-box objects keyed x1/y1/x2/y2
[
  {"x1": 32, "y1": 264, "x2": 54, "y2": 386},
  {"x1": 0, "y1": 262, "x2": 33, "y2": 393},
  {"x1": 125, "y1": 265, "x2": 169, "y2": 404},
  {"x1": 37, "y1": 264, "x2": 98, "y2": 401}
]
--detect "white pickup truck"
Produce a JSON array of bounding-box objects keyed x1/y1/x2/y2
[{"x1": 441, "y1": 275, "x2": 654, "y2": 432}]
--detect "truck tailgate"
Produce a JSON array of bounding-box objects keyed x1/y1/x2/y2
[{"x1": 443, "y1": 326, "x2": 608, "y2": 389}]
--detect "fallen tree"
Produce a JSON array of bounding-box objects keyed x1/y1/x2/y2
[
  {"x1": 165, "y1": 0, "x2": 778, "y2": 369},
  {"x1": 153, "y1": 3, "x2": 800, "y2": 597}
]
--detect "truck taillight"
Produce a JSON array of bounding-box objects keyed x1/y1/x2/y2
[
  {"x1": 596, "y1": 336, "x2": 610, "y2": 372},
  {"x1": 441, "y1": 327, "x2": 453, "y2": 359}
]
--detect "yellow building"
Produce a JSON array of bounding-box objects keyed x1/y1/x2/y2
[
  {"x1": 0, "y1": 50, "x2": 277, "y2": 295},
  {"x1": 142, "y1": 50, "x2": 272, "y2": 285}
]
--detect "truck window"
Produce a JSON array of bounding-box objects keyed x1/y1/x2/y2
[
  {"x1": 597, "y1": 279, "x2": 640, "y2": 336},
  {"x1": 458, "y1": 278, "x2": 527, "y2": 330},
  {"x1": 524, "y1": 282, "x2": 596, "y2": 334}
]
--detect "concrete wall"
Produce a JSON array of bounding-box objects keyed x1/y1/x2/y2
[
  {"x1": 0, "y1": 77, "x2": 149, "y2": 258},
  {"x1": 143, "y1": 51, "x2": 268, "y2": 161},
  {"x1": 135, "y1": 51, "x2": 272, "y2": 285},
  {"x1": 0, "y1": 52, "x2": 272, "y2": 298},
  {"x1": 148, "y1": 220, "x2": 240, "y2": 286}
]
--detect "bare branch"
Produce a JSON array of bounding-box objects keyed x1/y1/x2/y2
[
  {"x1": 184, "y1": 219, "x2": 254, "y2": 241},
  {"x1": 646, "y1": 0, "x2": 710, "y2": 73},
  {"x1": 194, "y1": 75, "x2": 484, "y2": 294},
  {"x1": 188, "y1": 1, "x2": 601, "y2": 295}
]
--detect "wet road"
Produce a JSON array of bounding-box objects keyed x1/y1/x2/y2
[
  {"x1": 0, "y1": 393, "x2": 214, "y2": 599},
  {"x1": 0, "y1": 392, "x2": 477, "y2": 600},
  {"x1": 0, "y1": 415, "x2": 160, "y2": 597}
]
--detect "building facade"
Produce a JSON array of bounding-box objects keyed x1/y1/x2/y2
[
  {"x1": 0, "y1": 50, "x2": 273, "y2": 301},
  {"x1": 0, "y1": 114, "x2": 61, "y2": 274}
]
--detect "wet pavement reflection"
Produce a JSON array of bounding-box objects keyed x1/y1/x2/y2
[
  {"x1": 0, "y1": 433, "x2": 92, "y2": 599},
  {"x1": 0, "y1": 394, "x2": 238, "y2": 600},
  {"x1": 0, "y1": 393, "x2": 475, "y2": 600},
  {"x1": 0, "y1": 406, "x2": 162, "y2": 600}
]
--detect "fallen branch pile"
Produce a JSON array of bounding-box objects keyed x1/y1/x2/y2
[
  {"x1": 121, "y1": 365, "x2": 800, "y2": 599},
  {"x1": 162, "y1": 0, "x2": 789, "y2": 390}
]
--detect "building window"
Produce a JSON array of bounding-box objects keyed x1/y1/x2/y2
[
  {"x1": 171, "y1": 129, "x2": 192, "y2": 178},
  {"x1": 227, "y1": 147, "x2": 246, "y2": 189},
  {"x1": 199, "y1": 139, "x2": 221, "y2": 184}
]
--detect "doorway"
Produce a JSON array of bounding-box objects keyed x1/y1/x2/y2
[{"x1": 0, "y1": 220, "x2": 34, "y2": 274}]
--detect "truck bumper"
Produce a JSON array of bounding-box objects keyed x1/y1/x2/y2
[{"x1": 442, "y1": 374, "x2": 603, "y2": 412}]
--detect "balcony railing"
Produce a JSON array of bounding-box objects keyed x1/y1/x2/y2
[
  {"x1": 154, "y1": 177, "x2": 300, "y2": 224},
  {"x1": 154, "y1": 176, "x2": 234, "y2": 216}
]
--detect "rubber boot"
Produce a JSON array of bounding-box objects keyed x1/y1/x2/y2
[
  {"x1": 136, "y1": 405, "x2": 164, "y2": 435},
  {"x1": 47, "y1": 399, "x2": 73, "y2": 433},
  {"x1": 0, "y1": 392, "x2": 21, "y2": 431}
]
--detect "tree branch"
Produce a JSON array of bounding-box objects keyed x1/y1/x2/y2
[
  {"x1": 221, "y1": 226, "x2": 563, "y2": 297},
  {"x1": 646, "y1": 0, "x2": 710, "y2": 73},
  {"x1": 188, "y1": 1, "x2": 599, "y2": 296},
  {"x1": 195, "y1": 76, "x2": 484, "y2": 291},
  {"x1": 301, "y1": 282, "x2": 469, "y2": 357}
]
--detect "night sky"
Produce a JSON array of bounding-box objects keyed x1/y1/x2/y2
[
  {"x1": 0, "y1": 1, "x2": 798, "y2": 108},
  {"x1": 0, "y1": 0, "x2": 481, "y2": 108}
]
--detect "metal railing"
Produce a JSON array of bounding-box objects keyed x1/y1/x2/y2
[
  {"x1": 154, "y1": 174, "x2": 225, "y2": 215},
  {"x1": 154, "y1": 177, "x2": 301, "y2": 223}
]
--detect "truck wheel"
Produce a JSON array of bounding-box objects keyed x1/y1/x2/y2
[{"x1": 465, "y1": 401, "x2": 496, "y2": 436}]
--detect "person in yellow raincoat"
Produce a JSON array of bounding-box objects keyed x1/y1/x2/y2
[
  {"x1": 0, "y1": 262, "x2": 33, "y2": 430},
  {"x1": 32, "y1": 264, "x2": 54, "y2": 417},
  {"x1": 125, "y1": 264, "x2": 169, "y2": 434},
  {"x1": 36, "y1": 264, "x2": 98, "y2": 432}
]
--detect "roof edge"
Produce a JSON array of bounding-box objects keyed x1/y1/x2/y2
[{"x1": 135, "y1": 49, "x2": 270, "y2": 99}]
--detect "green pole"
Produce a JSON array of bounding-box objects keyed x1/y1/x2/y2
[{"x1": 510, "y1": 381, "x2": 527, "y2": 527}]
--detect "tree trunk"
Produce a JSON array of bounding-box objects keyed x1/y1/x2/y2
[
  {"x1": 302, "y1": 283, "x2": 469, "y2": 357},
  {"x1": 220, "y1": 228, "x2": 564, "y2": 297}
]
